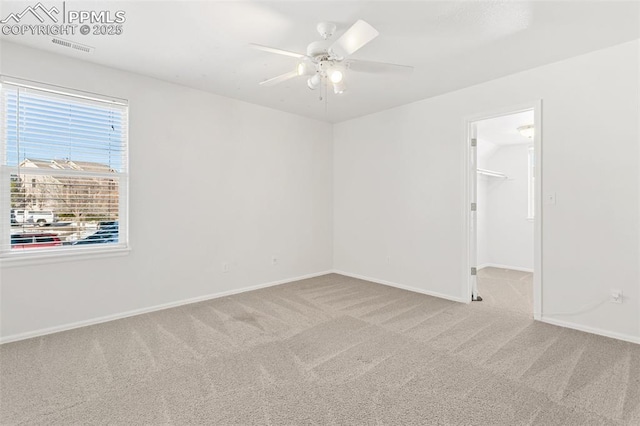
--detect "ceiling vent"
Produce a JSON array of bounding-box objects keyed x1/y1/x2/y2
[{"x1": 51, "y1": 38, "x2": 93, "y2": 53}]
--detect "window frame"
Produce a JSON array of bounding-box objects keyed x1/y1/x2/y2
[{"x1": 0, "y1": 76, "x2": 130, "y2": 266}]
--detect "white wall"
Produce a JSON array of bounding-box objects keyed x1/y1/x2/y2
[
  {"x1": 0, "y1": 42, "x2": 333, "y2": 341},
  {"x1": 475, "y1": 139, "x2": 497, "y2": 270},
  {"x1": 334, "y1": 40, "x2": 640, "y2": 341},
  {"x1": 2, "y1": 40, "x2": 639, "y2": 345},
  {"x1": 477, "y1": 143, "x2": 533, "y2": 271}
]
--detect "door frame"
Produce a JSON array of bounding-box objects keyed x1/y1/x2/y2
[{"x1": 463, "y1": 100, "x2": 543, "y2": 319}]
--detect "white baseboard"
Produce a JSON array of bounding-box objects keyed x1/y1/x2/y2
[
  {"x1": 540, "y1": 317, "x2": 640, "y2": 345},
  {"x1": 478, "y1": 263, "x2": 534, "y2": 273},
  {"x1": 332, "y1": 270, "x2": 470, "y2": 304},
  {"x1": 0, "y1": 270, "x2": 333, "y2": 345}
]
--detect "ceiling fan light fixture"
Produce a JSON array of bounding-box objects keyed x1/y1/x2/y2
[
  {"x1": 518, "y1": 124, "x2": 534, "y2": 139},
  {"x1": 328, "y1": 68, "x2": 344, "y2": 84},
  {"x1": 297, "y1": 62, "x2": 314, "y2": 76},
  {"x1": 307, "y1": 73, "x2": 321, "y2": 90},
  {"x1": 333, "y1": 80, "x2": 346, "y2": 94}
]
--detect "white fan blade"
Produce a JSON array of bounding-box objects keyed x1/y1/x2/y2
[
  {"x1": 346, "y1": 59, "x2": 413, "y2": 74},
  {"x1": 330, "y1": 20, "x2": 379, "y2": 58},
  {"x1": 249, "y1": 43, "x2": 306, "y2": 59},
  {"x1": 259, "y1": 70, "x2": 299, "y2": 87}
]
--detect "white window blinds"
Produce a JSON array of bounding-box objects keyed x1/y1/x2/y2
[{"x1": 1, "y1": 77, "x2": 128, "y2": 256}]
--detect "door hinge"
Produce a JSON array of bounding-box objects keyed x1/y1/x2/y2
[
  {"x1": 471, "y1": 203, "x2": 477, "y2": 211},
  {"x1": 471, "y1": 267, "x2": 477, "y2": 276},
  {"x1": 471, "y1": 138, "x2": 477, "y2": 147}
]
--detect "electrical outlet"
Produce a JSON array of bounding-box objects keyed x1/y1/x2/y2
[
  {"x1": 222, "y1": 262, "x2": 230, "y2": 273},
  {"x1": 271, "y1": 256, "x2": 278, "y2": 266},
  {"x1": 610, "y1": 289, "x2": 623, "y2": 304}
]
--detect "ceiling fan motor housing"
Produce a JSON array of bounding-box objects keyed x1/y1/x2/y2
[
  {"x1": 306, "y1": 40, "x2": 332, "y2": 58},
  {"x1": 318, "y1": 60, "x2": 334, "y2": 72}
]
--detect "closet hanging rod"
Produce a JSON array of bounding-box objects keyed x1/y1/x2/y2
[{"x1": 477, "y1": 168, "x2": 508, "y2": 179}]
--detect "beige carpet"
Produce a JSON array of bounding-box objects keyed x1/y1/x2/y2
[
  {"x1": 477, "y1": 267, "x2": 534, "y2": 316},
  {"x1": 1, "y1": 273, "x2": 639, "y2": 425}
]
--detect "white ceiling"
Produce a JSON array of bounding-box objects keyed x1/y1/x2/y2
[
  {"x1": 477, "y1": 110, "x2": 534, "y2": 147},
  {"x1": 1, "y1": 1, "x2": 639, "y2": 123}
]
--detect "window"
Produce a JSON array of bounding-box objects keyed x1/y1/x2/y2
[
  {"x1": 527, "y1": 146, "x2": 535, "y2": 219},
  {"x1": 1, "y1": 77, "x2": 128, "y2": 259}
]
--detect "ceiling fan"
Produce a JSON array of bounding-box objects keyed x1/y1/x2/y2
[{"x1": 250, "y1": 20, "x2": 413, "y2": 94}]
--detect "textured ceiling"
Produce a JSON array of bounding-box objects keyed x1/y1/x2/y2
[{"x1": 1, "y1": 1, "x2": 638, "y2": 123}]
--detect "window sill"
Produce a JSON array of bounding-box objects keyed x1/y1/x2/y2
[{"x1": 0, "y1": 246, "x2": 131, "y2": 268}]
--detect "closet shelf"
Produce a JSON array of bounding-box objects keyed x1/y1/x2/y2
[{"x1": 477, "y1": 168, "x2": 508, "y2": 179}]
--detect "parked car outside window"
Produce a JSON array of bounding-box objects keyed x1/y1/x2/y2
[
  {"x1": 12, "y1": 210, "x2": 57, "y2": 226},
  {"x1": 72, "y1": 222, "x2": 119, "y2": 246},
  {"x1": 10, "y1": 233, "x2": 62, "y2": 249}
]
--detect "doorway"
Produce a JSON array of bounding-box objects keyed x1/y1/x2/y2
[{"x1": 466, "y1": 103, "x2": 542, "y2": 319}]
